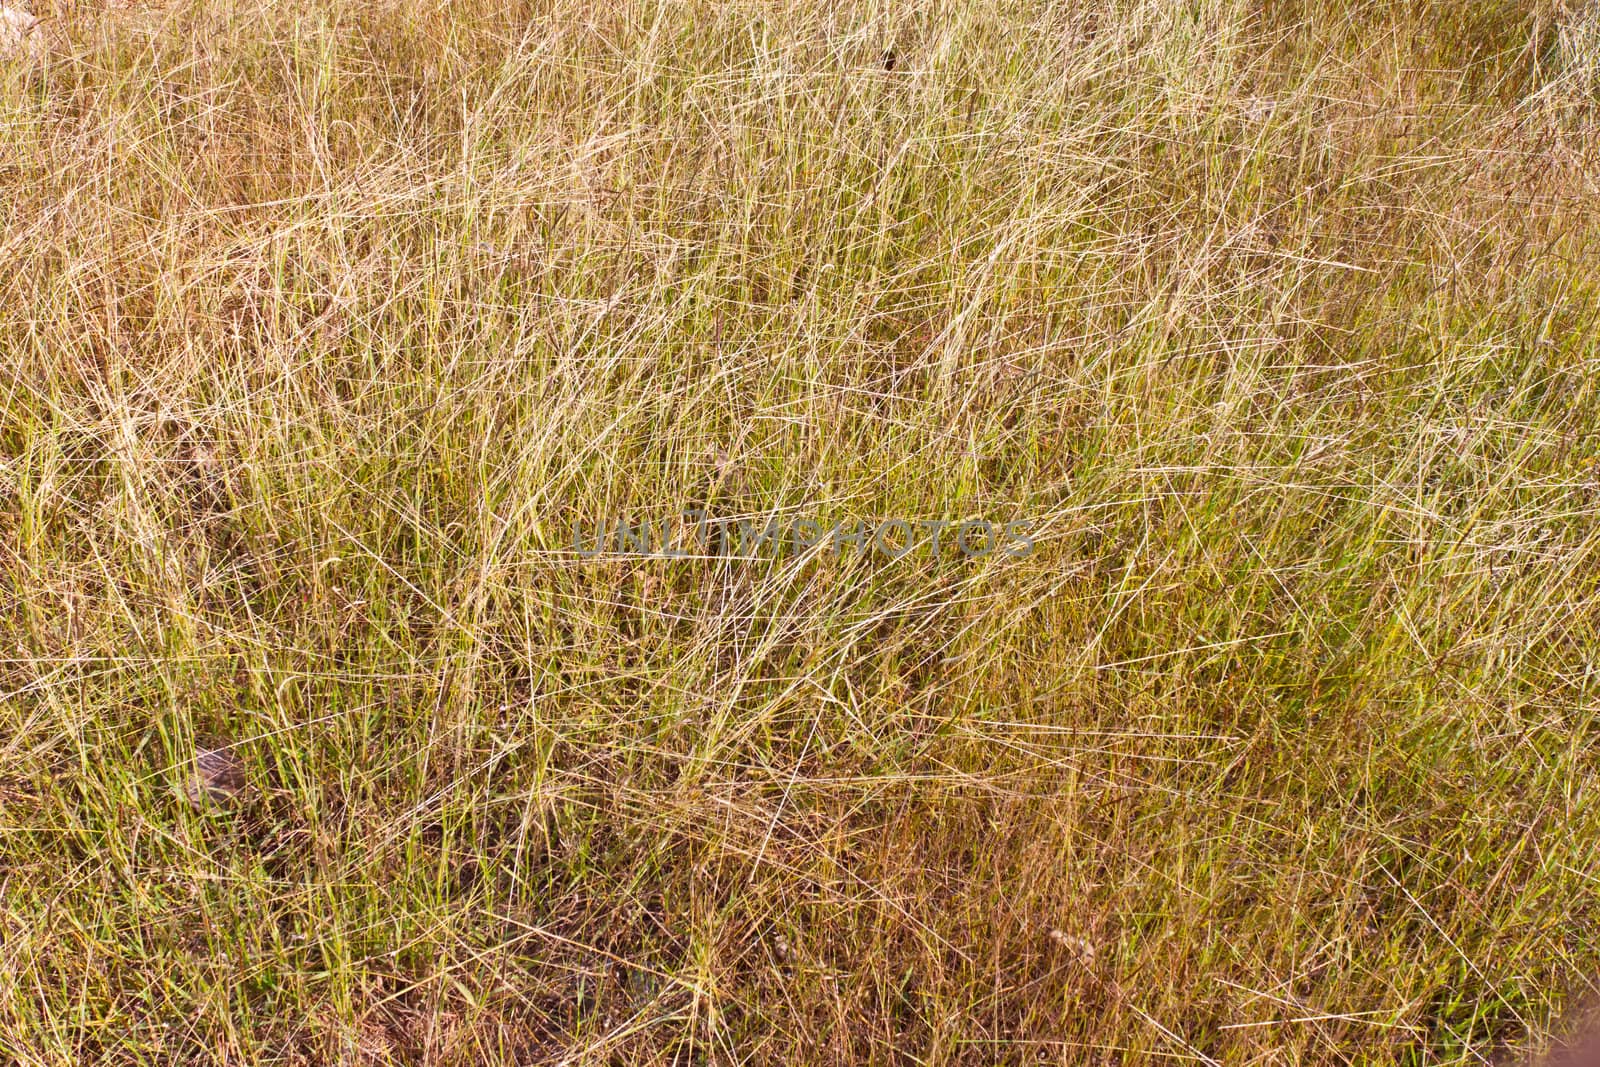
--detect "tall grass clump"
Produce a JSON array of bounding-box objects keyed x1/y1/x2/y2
[{"x1": 3, "y1": 0, "x2": 1600, "y2": 1062}]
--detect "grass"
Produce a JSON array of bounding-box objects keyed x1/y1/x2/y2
[{"x1": 3, "y1": 0, "x2": 1600, "y2": 1062}]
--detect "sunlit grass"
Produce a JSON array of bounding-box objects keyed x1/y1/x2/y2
[{"x1": 2, "y1": 0, "x2": 1600, "y2": 1062}]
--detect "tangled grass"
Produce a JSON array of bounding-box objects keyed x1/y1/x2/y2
[{"x1": 3, "y1": 0, "x2": 1600, "y2": 1062}]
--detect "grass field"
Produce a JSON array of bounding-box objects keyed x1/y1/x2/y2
[{"x1": 4, "y1": 0, "x2": 1600, "y2": 1062}]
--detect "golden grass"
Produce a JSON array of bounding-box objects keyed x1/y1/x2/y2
[{"x1": 3, "y1": 0, "x2": 1600, "y2": 1062}]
